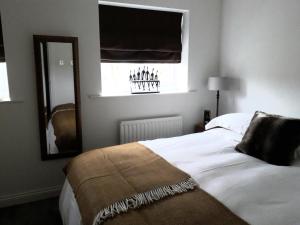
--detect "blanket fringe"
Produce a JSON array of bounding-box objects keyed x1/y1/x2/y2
[{"x1": 92, "y1": 178, "x2": 198, "y2": 225}]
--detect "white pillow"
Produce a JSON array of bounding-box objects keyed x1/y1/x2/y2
[{"x1": 205, "y1": 113, "x2": 253, "y2": 135}]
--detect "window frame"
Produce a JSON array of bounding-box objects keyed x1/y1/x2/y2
[{"x1": 98, "y1": 1, "x2": 190, "y2": 97}]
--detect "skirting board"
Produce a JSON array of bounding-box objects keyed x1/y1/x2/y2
[{"x1": 0, "y1": 185, "x2": 62, "y2": 208}]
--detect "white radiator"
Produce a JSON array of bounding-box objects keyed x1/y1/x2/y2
[{"x1": 120, "y1": 116, "x2": 183, "y2": 144}]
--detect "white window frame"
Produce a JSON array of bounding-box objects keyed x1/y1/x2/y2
[{"x1": 98, "y1": 1, "x2": 189, "y2": 97}]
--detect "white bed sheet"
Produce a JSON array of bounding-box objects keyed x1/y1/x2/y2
[
  {"x1": 59, "y1": 128, "x2": 300, "y2": 225},
  {"x1": 47, "y1": 120, "x2": 59, "y2": 154}
]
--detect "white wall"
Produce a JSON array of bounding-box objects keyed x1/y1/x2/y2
[
  {"x1": 220, "y1": 0, "x2": 300, "y2": 117},
  {"x1": 0, "y1": 0, "x2": 222, "y2": 205}
]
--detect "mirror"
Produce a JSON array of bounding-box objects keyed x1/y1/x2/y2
[{"x1": 33, "y1": 35, "x2": 82, "y2": 160}]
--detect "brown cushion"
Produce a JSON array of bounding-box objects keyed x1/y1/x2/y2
[{"x1": 235, "y1": 111, "x2": 300, "y2": 166}]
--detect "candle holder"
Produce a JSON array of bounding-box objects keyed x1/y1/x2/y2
[{"x1": 129, "y1": 67, "x2": 160, "y2": 94}]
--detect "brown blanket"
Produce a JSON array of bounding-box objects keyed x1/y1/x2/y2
[
  {"x1": 65, "y1": 143, "x2": 249, "y2": 225},
  {"x1": 51, "y1": 103, "x2": 77, "y2": 152}
]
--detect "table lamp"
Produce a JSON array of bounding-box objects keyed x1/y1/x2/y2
[{"x1": 208, "y1": 76, "x2": 229, "y2": 117}]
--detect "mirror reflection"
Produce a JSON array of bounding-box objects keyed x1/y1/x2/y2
[{"x1": 34, "y1": 36, "x2": 81, "y2": 160}]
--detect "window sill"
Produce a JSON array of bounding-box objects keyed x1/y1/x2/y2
[
  {"x1": 0, "y1": 99, "x2": 24, "y2": 104},
  {"x1": 88, "y1": 90, "x2": 197, "y2": 99}
]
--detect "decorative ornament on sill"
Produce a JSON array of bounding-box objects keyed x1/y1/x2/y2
[{"x1": 129, "y1": 67, "x2": 160, "y2": 94}]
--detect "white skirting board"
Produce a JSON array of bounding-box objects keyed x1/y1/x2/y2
[{"x1": 0, "y1": 185, "x2": 62, "y2": 208}]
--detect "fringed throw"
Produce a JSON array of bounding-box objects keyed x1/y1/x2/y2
[{"x1": 93, "y1": 178, "x2": 198, "y2": 225}]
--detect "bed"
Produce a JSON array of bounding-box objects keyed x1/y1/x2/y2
[
  {"x1": 59, "y1": 113, "x2": 300, "y2": 225},
  {"x1": 46, "y1": 120, "x2": 59, "y2": 154},
  {"x1": 47, "y1": 103, "x2": 77, "y2": 154}
]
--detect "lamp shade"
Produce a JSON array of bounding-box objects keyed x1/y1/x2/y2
[{"x1": 208, "y1": 76, "x2": 229, "y2": 91}]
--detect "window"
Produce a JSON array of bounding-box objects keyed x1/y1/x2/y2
[
  {"x1": 0, "y1": 63, "x2": 9, "y2": 100},
  {"x1": 101, "y1": 63, "x2": 187, "y2": 95},
  {"x1": 0, "y1": 14, "x2": 10, "y2": 101},
  {"x1": 99, "y1": 3, "x2": 188, "y2": 96}
]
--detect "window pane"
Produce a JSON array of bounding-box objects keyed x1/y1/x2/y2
[
  {"x1": 0, "y1": 62, "x2": 10, "y2": 100},
  {"x1": 101, "y1": 63, "x2": 188, "y2": 96},
  {"x1": 0, "y1": 14, "x2": 10, "y2": 101}
]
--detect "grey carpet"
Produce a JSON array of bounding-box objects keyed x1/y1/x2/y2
[{"x1": 0, "y1": 197, "x2": 63, "y2": 225}]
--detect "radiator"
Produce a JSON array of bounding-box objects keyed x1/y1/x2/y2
[{"x1": 120, "y1": 116, "x2": 183, "y2": 144}]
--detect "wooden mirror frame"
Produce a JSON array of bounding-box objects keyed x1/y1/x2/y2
[{"x1": 33, "y1": 35, "x2": 82, "y2": 160}]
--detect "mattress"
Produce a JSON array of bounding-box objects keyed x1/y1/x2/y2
[{"x1": 59, "y1": 128, "x2": 300, "y2": 225}]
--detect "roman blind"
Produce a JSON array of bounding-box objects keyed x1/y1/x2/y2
[
  {"x1": 0, "y1": 16, "x2": 5, "y2": 62},
  {"x1": 99, "y1": 4, "x2": 183, "y2": 63}
]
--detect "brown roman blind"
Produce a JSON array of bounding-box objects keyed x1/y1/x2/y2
[
  {"x1": 0, "y1": 16, "x2": 5, "y2": 62},
  {"x1": 99, "y1": 4, "x2": 183, "y2": 63}
]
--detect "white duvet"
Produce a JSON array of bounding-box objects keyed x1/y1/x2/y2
[{"x1": 59, "y1": 128, "x2": 300, "y2": 225}]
